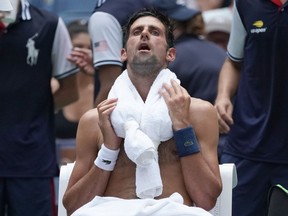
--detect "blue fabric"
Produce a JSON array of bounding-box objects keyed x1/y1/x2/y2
[
  {"x1": 0, "y1": 4, "x2": 59, "y2": 177},
  {"x1": 0, "y1": 178, "x2": 55, "y2": 216},
  {"x1": 221, "y1": 153, "x2": 288, "y2": 216},
  {"x1": 168, "y1": 34, "x2": 226, "y2": 104},
  {"x1": 223, "y1": 0, "x2": 288, "y2": 164},
  {"x1": 94, "y1": 0, "x2": 152, "y2": 27}
]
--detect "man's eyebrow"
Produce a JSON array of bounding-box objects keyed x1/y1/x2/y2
[
  {"x1": 131, "y1": 24, "x2": 162, "y2": 32},
  {"x1": 131, "y1": 25, "x2": 144, "y2": 31}
]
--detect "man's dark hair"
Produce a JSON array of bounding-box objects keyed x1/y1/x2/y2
[{"x1": 123, "y1": 8, "x2": 175, "y2": 48}]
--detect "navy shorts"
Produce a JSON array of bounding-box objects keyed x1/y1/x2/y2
[
  {"x1": 0, "y1": 177, "x2": 56, "y2": 216},
  {"x1": 221, "y1": 153, "x2": 288, "y2": 216}
]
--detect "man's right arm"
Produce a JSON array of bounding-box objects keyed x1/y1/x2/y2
[
  {"x1": 62, "y1": 109, "x2": 110, "y2": 215},
  {"x1": 63, "y1": 98, "x2": 121, "y2": 215}
]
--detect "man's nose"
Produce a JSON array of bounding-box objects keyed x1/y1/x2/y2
[{"x1": 141, "y1": 28, "x2": 149, "y2": 40}]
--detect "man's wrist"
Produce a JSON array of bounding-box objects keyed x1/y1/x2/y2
[
  {"x1": 173, "y1": 126, "x2": 200, "y2": 157},
  {"x1": 172, "y1": 121, "x2": 191, "y2": 131},
  {"x1": 94, "y1": 144, "x2": 120, "y2": 171}
]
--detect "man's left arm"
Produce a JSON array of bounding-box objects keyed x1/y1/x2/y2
[
  {"x1": 179, "y1": 101, "x2": 222, "y2": 210},
  {"x1": 161, "y1": 79, "x2": 222, "y2": 211}
]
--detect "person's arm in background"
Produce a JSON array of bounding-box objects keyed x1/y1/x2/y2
[
  {"x1": 66, "y1": 48, "x2": 122, "y2": 107},
  {"x1": 67, "y1": 47, "x2": 95, "y2": 76},
  {"x1": 214, "y1": 58, "x2": 241, "y2": 133},
  {"x1": 88, "y1": 12, "x2": 123, "y2": 107},
  {"x1": 94, "y1": 65, "x2": 122, "y2": 107},
  {"x1": 65, "y1": 33, "x2": 121, "y2": 108},
  {"x1": 54, "y1": 74, "x2": 78, "y2": 109},
  {"x1": 52, "y1": 17, "x2": 79, "y2": 110},
  {"x1": 214, "y1": 2, "x2": 246, "y2": 134}
]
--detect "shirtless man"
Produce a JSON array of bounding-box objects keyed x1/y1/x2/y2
[{"x1": 63, "y1": 8, "x2": 222, "y2": 216}]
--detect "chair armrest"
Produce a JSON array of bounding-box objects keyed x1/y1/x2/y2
[
  {"x1": 209, "y1": 163, "x2": 238, "y2": 216},
  {"x1": 58, "y1": 162, "x2": 75, "y2": 216}
]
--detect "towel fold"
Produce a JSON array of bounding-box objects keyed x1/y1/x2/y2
[
  {"x1": 136, "y1": 157, "x2": 163, "y2": 198},
  {"x1": 108, "y1": 68, "x2": 180, "y2": 199},
  {"x1": 124, "y1": 120, "x2": 156, "y2": 166}
]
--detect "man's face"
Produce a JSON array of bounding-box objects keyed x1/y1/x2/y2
[{"x1": 122, "y1": 16, "x2": 174, "y2": 74}]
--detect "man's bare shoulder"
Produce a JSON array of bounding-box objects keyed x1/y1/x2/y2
[
  {"x1": 189, "y1": 97, "x2": 217, "y2": 122},
  {"x1": 79, "y1": 108, "x2": 99, "y2": 125},
  {"x1": 74, "y1": 108, "x2": 103, "y2": 167},
  {"x1": 190, "y1": 97, "x2": 215, "y2": 111},
  {"x1": 77, "y1": 108, "x2": 102, "y2": 150}
]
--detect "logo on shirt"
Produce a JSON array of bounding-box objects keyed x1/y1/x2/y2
[
  {"x1": 26, "y1": 33, "x2": 39, "y2": 66},
  {"x1": 95, "y1": 0, "x2": 106, "y2": 8},
  {"x1": 251, "y1": 20, "x2": 267, "y2": 34}
]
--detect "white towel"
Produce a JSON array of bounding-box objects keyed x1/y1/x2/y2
[
  {"x1": 108, "y1": 69, "x2": 180, "y2": 199},
  {"x1": 71, "y1": 192, "x2": 213, "y2": 216},
  {"x1": 135, "y1": 157, "x2": 163, "y2": 199}
]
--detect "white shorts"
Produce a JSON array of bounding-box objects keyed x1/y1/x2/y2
[{"x1": 88, "y1": 12, "x2": 123, "y2": 68}]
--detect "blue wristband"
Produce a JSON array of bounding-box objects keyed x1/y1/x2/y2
[{"x1": 173, "y1": 126, "x2": 200, "y2": 157}]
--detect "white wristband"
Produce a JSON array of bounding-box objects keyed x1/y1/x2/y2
[{"x1": 94, "y1": 144, "x2": 120, "y2": 171}]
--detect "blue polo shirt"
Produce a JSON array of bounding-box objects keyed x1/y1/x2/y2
[
  {"x1": 224, "y1": 0, "x2": 288, "y2": 163},
  {"x1": 169, "y1": 34, "x2": 226, "y2": 104},
  {"x1": 0, "y1": 1, "x2": 77, "y2": 177},
  {"x1": 94, "y1": 0, "x2": 152, "y2": 27}
]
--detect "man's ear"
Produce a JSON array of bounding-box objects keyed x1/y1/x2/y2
[
  {"x1": 121, "y1": 48, "x2": 127, "y2": 62},
  {"x1": 166, "y1": 47, "x2": 176, "y2": 62}
]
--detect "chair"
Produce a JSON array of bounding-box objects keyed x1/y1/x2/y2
[
  {"x1": 209, "y1": 163, "x2": 238, "y2": 216},
  {"x1": 267, "y1": 184, "x2": 288, "y2": 216},
  {"x1": 58, "y1": 163, "x2": 237, "y2": 216}
]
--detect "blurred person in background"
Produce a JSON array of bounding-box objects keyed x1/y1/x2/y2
[
  {"x1": 52, "y1": 19, "x2": 95, "y2": 211},
  {"x1": 0, "y1": 0, "x2": 79, "y2": 215},
  {"x1": 215, "y1": 0, "x2": 288, "y2": 215},
  {"x1": 54, "y1": 19, "x2": 95, "y2": 166},
  {"x1": 202, "y1": 1, "x2": 233, "y2": 50}
]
